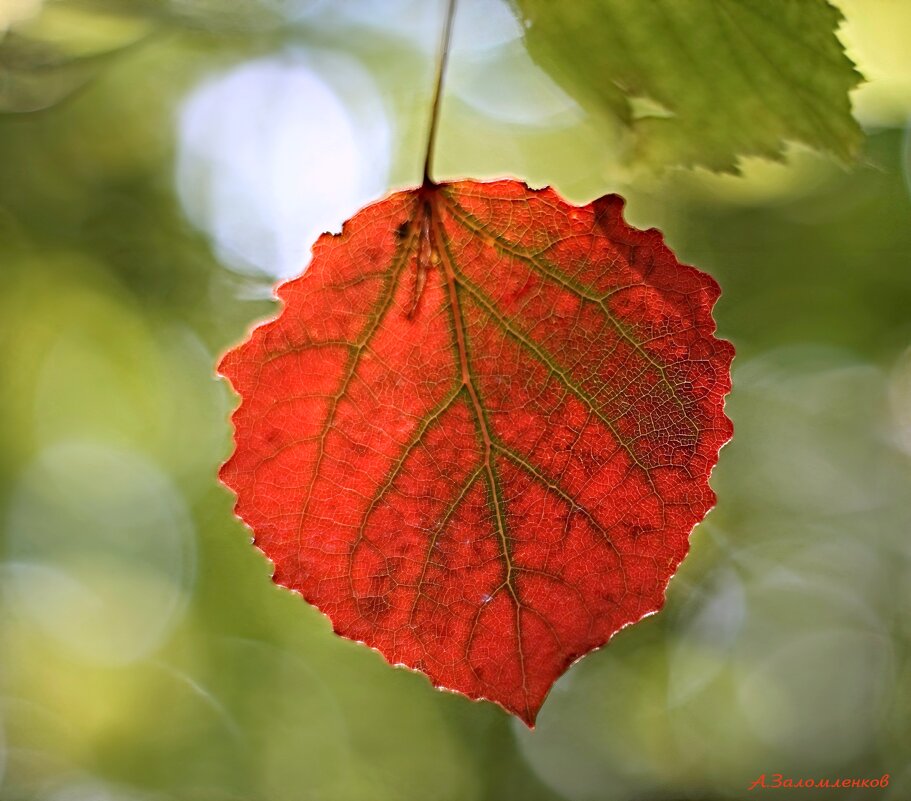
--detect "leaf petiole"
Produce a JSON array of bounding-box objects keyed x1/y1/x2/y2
[{"x1": 422, "y1": 0, "x2": 458, "y2": 188}]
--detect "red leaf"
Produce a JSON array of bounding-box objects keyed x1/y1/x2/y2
[{"x1": 219, "y1": 180, "x2": 732, "y2": 726}]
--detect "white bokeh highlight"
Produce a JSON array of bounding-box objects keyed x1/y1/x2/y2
[{"x1": 176, "y1": 51, "x2": 391, "y2": 279}]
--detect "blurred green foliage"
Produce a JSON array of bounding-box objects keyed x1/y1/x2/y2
[
  {"x1": 1, "y1": 1, "x2": 911, "y2": 800},
  {"x1": 513, "y1": 0, "x2": 862, "y2": 171}
]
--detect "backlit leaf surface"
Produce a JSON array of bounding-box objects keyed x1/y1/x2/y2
[
  {"x1": 219, "y1": 180, "x2": 733, "y2": 725},
  {"x1": 513, "y1": 0, "x2": 863, "y2": 171}
]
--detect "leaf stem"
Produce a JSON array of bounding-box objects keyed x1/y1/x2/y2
[{"x1": 422, "y1": 0, "x2": 458, "y2": 187}]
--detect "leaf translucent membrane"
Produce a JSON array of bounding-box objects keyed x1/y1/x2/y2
[
  {"x1": 220, "y1": 180, "x2": 733, "y2": 726},
  {"x1": 513, "y1": 0, "x2": 863, "y2": 171}
]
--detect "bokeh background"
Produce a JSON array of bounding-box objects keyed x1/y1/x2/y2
[{"x1": 2, "y1": 1, "x2": 911, "y2": 799}]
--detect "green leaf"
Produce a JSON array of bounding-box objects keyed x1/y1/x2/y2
[{"x1": 511, "y1": 0, "x2": 864, "y2": 172}]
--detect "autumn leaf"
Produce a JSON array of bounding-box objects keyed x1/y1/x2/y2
[
  {"x1": 512, "y1": 0, "x2": 864, "y2": 172},
  {"x1": 219, "y1": 179, "x2": 733, "y2": 725}
]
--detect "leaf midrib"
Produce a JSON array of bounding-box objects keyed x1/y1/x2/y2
[{"x1": 430, "y1": 198, "x2": 531, "y2": 716}]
